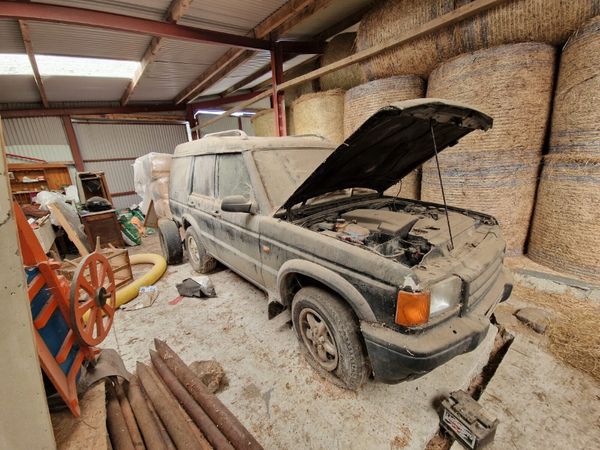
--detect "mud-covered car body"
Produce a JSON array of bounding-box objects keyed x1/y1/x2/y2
[{"x1": 169, "y1": 99, "x2": 512, "y2": 383}]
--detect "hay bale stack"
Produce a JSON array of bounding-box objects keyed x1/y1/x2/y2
[
  {"x1": 356, "y1": 0, "x2": 598, "y2": 80},
  {"x1": 384, "y1": 169, "x2": 421, "y2": 200},
  {"x1": 292, "y1": 90, "x2": 345, "y2": 145},
  {"x1": 251, "y1": 109, "x2": 295, "y2": 137},
  {"x1": 343, "y1": 75, "x2": 425, "y2": 138},
  {"x1": 320, "y1": 33, "x2": 364, "y2": 91},
  {"x1": 421, "y1": 43, "x2": 556, "y2": 255},
  {"x1": 528, "y1": 154, "x2": 600, "y2": 283},
  {"x1": 549, "y1": 15, "x2": 600, "y2": 155}
]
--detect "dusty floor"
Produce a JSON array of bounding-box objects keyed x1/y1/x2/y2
[{"x1": 102, "y1": 235, "x2": 600, "y2": 450}]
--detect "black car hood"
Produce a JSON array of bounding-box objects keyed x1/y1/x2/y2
[{"x1": 282, "y1": 98, "x2": 492, "y2": 209}]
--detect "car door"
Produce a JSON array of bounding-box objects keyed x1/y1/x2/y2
[
  {"x1": 212, "y1": 152, "x2": 263, "y2": 284},
  {"x1": 187, "y1": 154, "x2": 220, "y2": 256}
]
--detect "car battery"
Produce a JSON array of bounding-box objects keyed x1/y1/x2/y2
[{"x1": 440, "y1": 390, "x2": 498, "y2": 449}]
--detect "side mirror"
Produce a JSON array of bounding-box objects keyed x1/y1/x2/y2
[{"x1": 221, "y1": 195, "x2": 254, "y2": 213}]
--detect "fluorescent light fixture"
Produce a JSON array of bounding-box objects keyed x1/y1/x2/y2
[
  {"x1": 194, "y1": 109, "x2": 256, "y2": 118},
  {"x1": 0, "y1": 54, "x2": 139, "y2": 78}
]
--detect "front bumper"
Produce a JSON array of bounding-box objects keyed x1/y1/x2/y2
[{"x1": 361, "y1": 268, "x2": 512, "y2": 384}]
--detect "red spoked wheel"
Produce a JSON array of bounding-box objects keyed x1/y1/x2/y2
[{"x1": 69, "y1": 252, "x2": 116, "y2": 346}]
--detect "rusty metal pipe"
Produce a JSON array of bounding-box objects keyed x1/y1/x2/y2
[
  {"x1": 150, "y1": 350, "x2": 234, "y2": 450},
  {"x1": 127, "y1": 375, "x2": 167, "y2": 450},
  {"x1": 154, "y1": 339, "x2": 263, "y2": 450},
  {"x1": 106, "y1": 382, "x2": 135, "y2": 450},
  {"x1": 141, "y1": 383, "x2": 176, "y2": 450},
  {"x1": 137, "y1": 362, "x2": 209, "y2": 450},
  {"x1": 115, "y1": 381, "x2": 146, "y2": 450}
]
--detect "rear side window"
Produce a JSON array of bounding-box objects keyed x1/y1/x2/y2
[
  {"x1": 192, "y1": 155, "x2": 215, "y2": 197},
  {"x1": 216, "y1": 154, "x2": 253, "y2": 200},
  {"x1": 169, "y1": 157, "x2": 192, "y2": 203}
]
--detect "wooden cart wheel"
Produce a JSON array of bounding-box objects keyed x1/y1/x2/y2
[{"x1": 69, "y1": 252, "x2": 116, "y2": 346}]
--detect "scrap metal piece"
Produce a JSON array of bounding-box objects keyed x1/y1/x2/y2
[
  {"x1": 440, "y1": 390, "x2": 498, "y2": 449},
  {"x1": 78, "y1": 348, "x2": 131, "y2": 394}
]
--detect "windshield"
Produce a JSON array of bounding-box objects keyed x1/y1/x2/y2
[{"x1": 252, "y1": 148, "x2": 333, "y2": 208}]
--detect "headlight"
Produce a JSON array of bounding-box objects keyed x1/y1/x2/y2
[{"x1": 429, "y1": 276, "x2": 462, "y2": 316}]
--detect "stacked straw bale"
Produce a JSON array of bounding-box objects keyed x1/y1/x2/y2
[
  {"x1": 548, "y1": 15, "x2": 600, "y2": 155},
  {"x1": 529, "y1": 18, "x2": 600, "y2": 283},
  {"x1": 292, "y1": 90, "x2": 345, "y2": 145},
  {"x1": 343, "y1": 75, "x2": 425, "y2": 138},
  {"x1": 320, "y1": 33, "x2": 364, "y2": 91},
  {"x1": 356, "y1": 0, "x2": 599, "y2": 80},
  {"x1": 528, "y1": 154, "x2": 600, "y2": 283},
  {"x1": 421, "y1": 43, "x2": 556, "y2": 255},
  {"x1": 251, "y1": 109, "x2": 295, "y2": 137}
]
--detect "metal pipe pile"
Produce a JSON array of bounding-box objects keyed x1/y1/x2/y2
[{"x1": 105, "y1": 339, "x2": 263, "y2": 450}]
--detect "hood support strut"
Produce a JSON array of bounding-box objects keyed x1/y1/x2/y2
[{"x1": 430, "y1": 120, "x2": 454, "y2": 250}]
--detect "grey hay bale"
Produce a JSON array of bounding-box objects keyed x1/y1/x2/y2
[
  {"x1": 251, "y1": 108, "x2": 295, "y2": 137},
  {"x1": 343, "y1": 75, "x2": 425, "y2": 138},
  {"x1": 529, "y1": 153, "x2": 600, "y2": 284},
  {"x1": 421, "y1": 42, "x2": 556, "y2": 255},
  {"x1": 320, "y1": 33, "x2": 365, "y2": 91},
  {"x1": 550, "y1": 15, "x2": 600, "y2": 155},
  {"x1": 356, "y1": 0, "x2": 599, "y2": 80},
  {"x1": 292, "y1": 89, "x2": 345, "y2": 145}
]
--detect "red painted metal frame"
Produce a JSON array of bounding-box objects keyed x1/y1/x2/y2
[
  {"x1": 62, "y1": 116, "x2": 84, "y2": 171},
  {"x1": 0, "y1": 1, "x2": 270, "y2": 50},
  {"x1": 270, "y1": 44, "x2": 287, "y2": 137}
]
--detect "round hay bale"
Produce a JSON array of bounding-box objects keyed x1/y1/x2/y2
[
  {"x1": 421, "y1": 42, "x2": 556, "y2": 255},
  {"x1": 250, "y1": 108, "x2": 295, "y2": 137},
  {"x1": 549, "y1": 15, "x2": 600, "y2": 154},
  {"x1": 384, "y1": 169, "x2": 421, "y2": 200},
  {"x1": 343, "y1": 75, "x2": 425, "y2": 138},
  {"x1": 320, "y1": 33, "x2": 364, "y2": 91},
  {"x1": 356, "y1": 0, "x2": 599, "y2": 80},
  {"x1": 292, "y1": 90, "x2": 345, "y2": 145},
  {"x1": 529, "y1": 154, "x2": 600, "y2": 283}
]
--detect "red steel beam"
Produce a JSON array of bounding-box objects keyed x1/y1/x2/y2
[
  {"x1": 61, "y1": 116, "x2": 84, "y2": 171},
  {"x1": 270, "y1": 45, "x2": 286, "y2": 137},
  {"x1": 0, "y1": 1, "x2": 270, "y2": 50}
]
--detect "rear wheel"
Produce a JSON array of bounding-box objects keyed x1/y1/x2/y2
[
  {"x1": 185, "y1": 227, "x2": 217, "y2": 273},
  {"x1": 157, "y1": 219, "x2": 183, "y2": 265},
  {"x1": 292, "y1": 287, "x2": 369, "y2": 390}
]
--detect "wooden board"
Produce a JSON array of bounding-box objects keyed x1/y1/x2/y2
[
  {"x1": 143, "y1": 199, "x2": 159, "y2": 228},
  {"x1": 47, "y1": 203, "x2": 90, "y2": 256}
]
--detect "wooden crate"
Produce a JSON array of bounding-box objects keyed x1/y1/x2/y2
[{"x1": 60, "y1": 247, "x2": 133, "y2": 290}]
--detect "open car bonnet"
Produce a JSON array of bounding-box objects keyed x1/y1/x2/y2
[{"x1": 282, "y1": 98, "x2": 492, "y2": 210}]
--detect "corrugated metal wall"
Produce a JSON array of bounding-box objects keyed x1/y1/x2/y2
[{"x1": 72, "y1": 121, "x2": 189, "y2": 209}]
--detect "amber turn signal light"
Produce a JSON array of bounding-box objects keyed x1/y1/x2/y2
[{"x1": 395, "y1": 291, "x2": 430, "y2": 327}]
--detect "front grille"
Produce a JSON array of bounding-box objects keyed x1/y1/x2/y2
[{"x1": 466, "y1": 257, "x2": 503, "y2": 309}]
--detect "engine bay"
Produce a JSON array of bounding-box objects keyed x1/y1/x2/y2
[{"x1": 303, "y1": 202, "x2": 449, "y2": 267}]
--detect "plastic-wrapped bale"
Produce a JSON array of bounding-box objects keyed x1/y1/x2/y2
[
  {"x1": 421, "y1": 43, "x2": 556, "y2": 255},
  {"x1": 549, "y1": 15, "x2": 600, "y2": 155},
  {"x1": 133, "y1": 152, "x2": 173, "y2": 219},
  {"x1": 292, "y1": 90, "x2": 345, "y2": 145},
  {"x1": 343, "y1": 75, "x2": 425, "y2": 138},
  {"x1": 320, "y1": 33, "x2": 364, "y2": 91},
  {"x1": 356, "y1": 0, "x2": 599, "y2": 80},
  {"x1": 251, "y1": 109, "x2": 295, "y2": 137},
  {"x1": 529, "y1": 154, "x2": 600, "y2": 283}
]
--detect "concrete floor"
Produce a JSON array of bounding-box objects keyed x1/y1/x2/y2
[{"x1": 102, "y1": 235, "x2": 600, "y2": 449}]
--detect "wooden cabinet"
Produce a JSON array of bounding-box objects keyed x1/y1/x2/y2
[
  {"x1": 8, "y1": 163, "x2": 71, "y2": 205},
  {"x1": 80, "y1": 209, "x2": 125, "y2": 248}
]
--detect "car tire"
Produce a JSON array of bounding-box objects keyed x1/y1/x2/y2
[
  {"x1": 292, "y1": 287, "x2": 369, "y2": 390},
  {"x1": 185, "y1": 227, "x2": 217, "y2": 273},
  {"x1": 157, "y1": 219, "x2": 183, "y2": 265}
]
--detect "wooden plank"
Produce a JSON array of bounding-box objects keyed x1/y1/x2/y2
[
  {"x1": 18, "y1": 20, "x2": 49, "y2": 108},
  {"x1": 47, "y1": 203, "x2": 90, "y2": 256},
  {"x1": 174, "y1": 0, "x2": 333, "y2": 104},
  {"x1": 196, "y1": 0, "x2": 508, "y2": 130}
]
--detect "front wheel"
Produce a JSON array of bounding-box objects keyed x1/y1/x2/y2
[{"x1": 292, "y1": 287, "x2": 369, "y2": 390}]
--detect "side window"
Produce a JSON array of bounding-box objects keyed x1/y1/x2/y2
[
  {"x1": 216, "y1": 154, "x2": 253, "y2": 200},
  {"x1": 169, "y1": 156, "x2": 192, "y2": 203},
  {"x1": 192, "y1": 155, "x2": 215, "y2": 197}
]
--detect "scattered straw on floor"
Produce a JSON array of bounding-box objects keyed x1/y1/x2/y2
[{"x1": 512, "y1": 283, "x2": 600, "y2": 381}]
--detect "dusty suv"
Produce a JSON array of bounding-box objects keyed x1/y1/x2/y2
[{"x1": 159, "y1": 99, "x2": 512, "y2": 389}]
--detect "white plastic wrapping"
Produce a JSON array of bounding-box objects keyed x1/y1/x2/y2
[{"x1": 133, "y1": 152, "x2": 173, "y2": 219}]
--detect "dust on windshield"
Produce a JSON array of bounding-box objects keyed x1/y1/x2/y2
[{"x1": 252, "y1": 148, "x2": 333, "y2": 208}]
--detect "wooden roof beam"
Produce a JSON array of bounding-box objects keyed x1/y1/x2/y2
[
  {"x1": 173, "y1": 0, "x2": 333, "y2": 105},
  {"x1": 17, "y1": 20, "x2": 49, "y2": 108},
  {"x1": 121, "y1": 0, "x2": 194, "y2": 105}
]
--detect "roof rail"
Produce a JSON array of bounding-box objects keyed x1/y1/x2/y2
[{"x1": 204, "y1": 129, "x2": 248, "y2": 139}]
